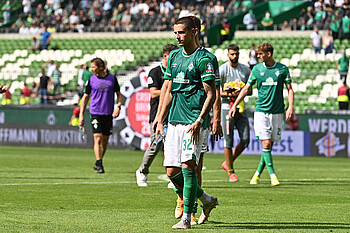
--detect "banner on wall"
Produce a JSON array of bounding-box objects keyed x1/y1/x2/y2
[
  {"x1": 116, "y1": 73, "x2": 152, "y2": 150},
  {"x1": 309, "y1": 132, "x2": 349, "y2": 158},
  {"x1": 0, "y1": 124, "x2": 128, "y2": 149},
  {"x1": 209, "y1": 130, "x2": 309, "y2": 156}
]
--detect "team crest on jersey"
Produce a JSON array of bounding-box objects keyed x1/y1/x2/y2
[
  {"x1": 275, "y1": 70, "x2": 280, "y2": 76},
  {"x1": 206, "y1": 63, "x2": 214, "y2": 73},
  {"x1": 173, "y1": 71, "x2": 189, "y2": 83},
  {"x1": 262, "y1": 77, "x2": 277, "y2": 86},
  {"x1": 188, "y1": 63, "x2": 194, "y2": 71},
  {"x1": 147, "y1": 76, "x2": 154, "y2": 84}
]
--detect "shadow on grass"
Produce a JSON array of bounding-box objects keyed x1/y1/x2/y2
[{"x1": 197, "y1": 221, "x2": 350, "y2": 230}]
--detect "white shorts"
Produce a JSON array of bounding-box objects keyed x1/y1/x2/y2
[
  {"x1": 201, "y1": 128, "x2": 209, "y2": 153},
  {"x1": 163, "y1": 123, "x2": 205, "y2": 168},
  {"x1": 254, "y1": 112, "x2": 283, "y2": 142}
]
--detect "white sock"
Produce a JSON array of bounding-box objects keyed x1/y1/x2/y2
[
  {"x1": 270, "y1": 173, "x2": 276, "y2": 178},
  {"x1": 182, "y1": 213, "x2": 190, "y2": 222},
  {"x1": 255, "y1": 171, "x2": 260, "y2": 176},
  {"x1": 198, "y1": 191, "x2": 212, "y2": 205}
]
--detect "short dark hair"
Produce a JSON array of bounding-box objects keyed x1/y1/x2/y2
[
  {"x1": 189, "y1": 15, "x2": 201, "y2": 31},
  {"x1": 175, "y1": 16, "x2": 195, "y2": 31},
  {"x1": 91, "y1": 58, "x2": 106, "y2": 69},
  {"x1": 257, "y1": 43, "x2": 274, "y2": 56},
  {"x1": 227, "y1": 44, "x2": 239, "y2": 51},
  {"x1": 163, "y1": 44, "x2": 179, "y2": 55}
]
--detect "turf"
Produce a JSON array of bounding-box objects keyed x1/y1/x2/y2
[{"x1": 0, "y1": 146, "x2": 349, "y2": 232}]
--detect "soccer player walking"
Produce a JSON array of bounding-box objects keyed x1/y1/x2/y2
[
  {"x1": 155, "y1": 16, "x2": 218, "y2": 229},
  {"x1": 136, "y1": 44, "x2": 179, "y2": 187},
  {"x1": 79, "y1": 58, "x2": 122, "y2": 173},
  {"x1": 220, "y1": 44, "x2": 251, "y2": 182},
  {"x1": 230, "y1": 43, "x2": 294, "y2": 186}
]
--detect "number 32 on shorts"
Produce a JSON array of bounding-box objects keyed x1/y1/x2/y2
[{"x1": 183, "y1": 139, "x2": 193, "y2": 151}]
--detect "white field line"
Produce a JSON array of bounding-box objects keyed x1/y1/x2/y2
[{"x1": 0, "y1": 176, "x2": 349, "y2": 186}]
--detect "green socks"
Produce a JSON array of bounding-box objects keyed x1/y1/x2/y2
[
  {"x1": 182, "y1": 168, "x2": 197, "y2": 214},
  {"x1": 169, "y1": 172, "x2": 184, "y2": 196},
  {"x1": 263, "y1": 148, "x2": 275, "y2": 175},
  {"x1": 257, "y1": 148, "x2": 275, "y2": 175}
]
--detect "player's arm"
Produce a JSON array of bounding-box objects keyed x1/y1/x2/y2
[
  {"x1": 150, "y1": 87, "x2": 161, "y2": 99},
  {"x1": 79, "y1": 79, "x2": 91, "y2": 126},
  {"x1": 229, "y1": 82, "x2": 251, "y2": 118},
  {"x1": 155, "y1": 80, "x2": 173, "y2": 137},
  {"x1": 187, "y1": 79, "x2": 216, "y2": 144},
  {"x1": 79, "y1": 93, "x2": 90, "y2": 126},
  {"x1": 112, "y1": 77, "x2": 123, "y2": 118},
  {"x1": 212, "y1": 85, "x2": 223, "y2": 140},
  {"x1": 152, "y1": 79, "x2": 170, "y2": 132},
  {"x1": 285, "y1": 82, "x2": 294, "y2": 122}
]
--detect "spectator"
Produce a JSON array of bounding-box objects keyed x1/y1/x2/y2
[
  {"x1": 337, "y1": 50, "x2": 349, "y2": 83},
  {"x1": 22, "y1": 0, "x2": 31, "y2": 15},
  {"x1": 261, "y1": 11, "x2": 274, "y2": 30},
  {"x1": 2, "y1": 86, "x2": 11, "y2": 105},
  {"x1": 121, "y1": 9, "x2": 132, "y2": 32},
  {"x1": 80, "y1": 0, "x2": 89, "y2": 9},
  {"x1": 342, "y1": 15, "x2": 350, "y2": 40},
  {"x1": 51, "y1": 63, "x2": 62, "y2": 101},
  {"x1": 2, "y1": 0, "x2": 11, "y2": 25},
  {"x1": 220, "y1": 19, "x2": 230, "y2": 43},
  {"x1": 248, "y1": 44, "x2": 258, "y2": 69},
  {"x1": 82, "y1": 65, "x2": 92, "y2": 87},
  {"x1": 337, "y1": 81, "x2": 350, "y2": 109},
  {"x1": 138, "y1": 0, "x2": 149, "y2": 15},
  {"x1": 160, "y1": 0, "x2": 173, "y2": 16},
  {"x1": 36, "y1": 69, "x2": 51, "y2": 104},
  {"x1": 12, "y1": 16, "x2": 24, "y2": 30},
  {"x1": 206, "y1": 1, "x2": 215, "y2": 16},
  {"x1": 40, "y1": 24, "x2": 51, "y2": 50},
  {"x1": 69, "y1": 103, "x2": 80, "y2": 126},
  {"x1": 155, "y1": 16, "x2": 170, "y2": 31},
  {"x1": 310, "y1": 27, "x2": 322, "y2": 54},
  {"x1": 290, "y1": 18, "x2": 300, "y2": 30},
  {"x1": 243, "y1": 9, "x2": 256, "y2": 30},
  {"x1": 228, "y1": 0, "x2": 241, "y2": 11},
  {"x1": 331, "y1": 11, "x2": 340, "y2": 39},
  {"x1": 314, "y1": 0, "x2": 325, "y2": 11},
  {"x1": 36, "y1": 4, "x2": 45, "y2": 20},
  {"x1": 30, "y1": 37, "x2": 40, "y2": 52},
  {"x1": 78, "y1": 64, "x2": 85, "y2": 88},
  {"x1": 19, "y1": 24, "x2": 29, "y2": 34},
  {"x1": 314, "y1": 5, "x2": 326, "y2": 23},
  {"x1": 199, "y1": 20, "x2": 207, "y2": 46},
  {"x1": 46, "y1": 60, "x2": 56, "y2": 77},
  {"x1": 213, "y1": 1, "x2": 224, "y2": 15},
  {"x1": 20, "y1": 83, "x2": 31, "y2": 104},
  {"x1": 323, "y1": 29, "x2": 334, "y2": 55},
  {"x1": 281, "y1": 20, "x2": 291, "y2": 31},
  {"x1": 179, "y1": 6, "x2": 190, "y2": 18},
  {"x1": 173, "y1": 2, "x2": 181, "y2": 15},
  {"x1": 29, "y1": 23, "x2": 40, "y2": 34},
  {"x1": 335, "y1": 0, "x2": 345, "y2": 8},
  {"x1": 130, "y1": 0, "x2": 139, "y2": 14}
]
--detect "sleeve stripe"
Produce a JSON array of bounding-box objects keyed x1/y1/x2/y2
[
  {"x1": 201, "y1": 74, "x2": 216, "y2": 78},
  {"x1": 165, "y1": 72, "x2": 171, "y2": 76}
]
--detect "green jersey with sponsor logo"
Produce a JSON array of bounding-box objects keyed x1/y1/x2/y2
[
  {"x1": 248, "y1": 62, "x2": 291, "y2": 114},
  {"x1": 164, "y1": 47, "x2": 218, "y2": 127}
]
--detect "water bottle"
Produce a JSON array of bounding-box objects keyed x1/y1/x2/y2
[{"x1": 153, "y1": 125, "x2": 168, "y2": 145}]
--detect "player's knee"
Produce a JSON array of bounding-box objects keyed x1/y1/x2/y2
[{"x1": 240, "y1": 138, "x2": 250, "y2": 148}]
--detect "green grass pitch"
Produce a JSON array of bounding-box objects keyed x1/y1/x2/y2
[{"x1": 0, "y1": 146, "x2": 349, "y2": 232}]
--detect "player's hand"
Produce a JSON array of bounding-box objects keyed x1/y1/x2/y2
[
  {"x1": 79, "y1": 115, "x2": 84, "y2": 126},
  {"x1": 0, "y1": 85, "x2": 7, "y2": 94},
  {"x1": 152, "y1": 117, "x2": 159, "y2": 133},
  {"x1": 212, "y1": 120, "x2": 223, "y2": 141},
  {"x1": 112, "y1": 107, "x2": 120, "y2": 118},
  {"x1": 186, "y1": 121, "x2": 201, "y2": 145},
  {"x1": 229, "y1": 106, "x2": 237, "y2": 119},
  {"x1": 286, "y1": 106, "x2": 294, "y2": 122},
  {"x1": 155, "y1": 121, "x2": 164, "y2": 137}
]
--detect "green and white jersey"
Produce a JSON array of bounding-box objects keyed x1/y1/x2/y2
[
  {"x1": 248, "y1": 62, "x2": 291, "y2": 114},
  {"x1": 164, "y1": 47, "x2": 218, "y2": 127},
  {"x1": 200, "y1": 47, "x2": 221, "y2": 86}
]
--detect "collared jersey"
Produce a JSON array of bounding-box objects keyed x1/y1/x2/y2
[
  {"x1": 164, "y1": 47, "x2": 218, "y2": 127},
  {"x1": 219, "y1": 62, "x2": 251, "y2": 110},
  {"x1": 248, "y1": 62, "x2": 291, "y2": 114}
]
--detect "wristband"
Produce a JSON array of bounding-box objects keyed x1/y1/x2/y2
[{"x1": 196, "y1": 117, "x2": 204, "y2": 124}]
